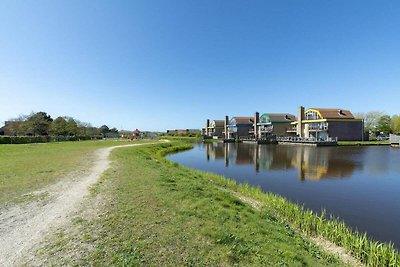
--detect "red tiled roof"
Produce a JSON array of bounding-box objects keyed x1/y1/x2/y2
[
  {"x1": 231, "y1": 116, "x2": 254, "y2": 125},
  {"x1": 309, "y1": 108, "x2": 355, "y2": 119}
]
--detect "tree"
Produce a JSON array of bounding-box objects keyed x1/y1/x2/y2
[
  {"x1": 26, "y1": 112, "x2": 53, "y2": 136},
  {"x1": 99, "y1": 125, "x2": 110, "y2": 136},
  {"x1": 2, "y1": 114, "x2": 29, "y2": 136},
  {"x1": 51, "y1": 117, "x2": 67, "y2": 136},
  {"x1": 109, "y1": 127, "x2": 119, "y2": 134},
  {"x1": 66, "y1": 117, "x2": 78, "y2": 136},
  {"x1": 376, "y1": 115, "x2": 392, "y2": 134},
  {"x1": 391, "y1": 115, "x2": 400, "y2": 134},
  {"x1": 354, "y1": 111, "x2": 384, "y2": 133},
  {"x1": 86, "y1": 127, "x2": 100, "y2": 137}
]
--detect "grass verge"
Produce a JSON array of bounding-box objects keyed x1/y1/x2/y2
[
  {"x1": 0, "y1": 140, "x2": 148, "y2": 205},
  {"x1": 338, "y1": 141, "x2": 390, "y2": 146},
  {"x1": 38, "y1": 141, "x2": 346, "y2": 266}
]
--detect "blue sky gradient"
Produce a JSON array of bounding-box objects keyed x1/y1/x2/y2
[{"x1": 1, "y1": 1, "x2": 400, "y2": 131}]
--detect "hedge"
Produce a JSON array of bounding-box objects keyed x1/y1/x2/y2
[{"x1": 0, "y1": 135, "x2": 103, "y2": 144}]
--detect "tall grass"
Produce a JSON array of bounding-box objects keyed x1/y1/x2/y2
[
  {"x1": 159, "y1": 142, "x2": 400, "y2": 267},
  {"x1": 213, "y1": 177, "x2": 400, "y2": 267}
]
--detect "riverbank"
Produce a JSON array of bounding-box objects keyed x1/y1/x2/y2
[
  {"x1": 33, "y1": 141, "x2": 349, "y2": 266},
  {"x1": 338, "y1": 141, "x2": 390, "y2": 146},
  {"x1": 203, "y1": 138, "x2": 391, "y2": 147}
]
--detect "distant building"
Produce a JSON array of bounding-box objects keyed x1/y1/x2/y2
[
  {"x1": 288, "y1": 107, "x2": 364, "y2": 141},
  {"x1": 0, "y1": 121, "x2": 25, "y2": 136},
  {"x1": 390, "y1": 134, "x2": 400, "y2": 147}
]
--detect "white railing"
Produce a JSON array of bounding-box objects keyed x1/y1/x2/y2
[
  {"x1": 308, "y1": 125, "x2": 328, "y2": 131},
  {"x1": 276, "y1": 136, "x2": 337, "y2": 143}
]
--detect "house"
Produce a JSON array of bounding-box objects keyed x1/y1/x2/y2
[
  {"x1": 255, "y1": 113, "x2": 296, "y2": 139},
  {"x1": 226, "y1": 116, "x2": 254, "y2": 139},
  {"x1": 390, "y1": 134, "x2": 400, "y2": 147},
  {"x1": 205, "y1": 119, "x2": 224, "y2": 138},
  {"x1": 287, "y1": 106, "x2": 364, "y2": 141},
  {"x1": 0, "y1": 121, "x2": 25, "y2": 136}
]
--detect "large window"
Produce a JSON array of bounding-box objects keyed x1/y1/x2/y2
[{"x1": 305, "y1": 111, "x2": 320, "y2": 120}]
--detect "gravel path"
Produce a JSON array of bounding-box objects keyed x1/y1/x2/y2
[{"x1": 0, "y1": 143, "x2": 147, "y2": 266}]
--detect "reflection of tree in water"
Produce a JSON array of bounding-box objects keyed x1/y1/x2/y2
[{"x1": 205, "y1": 143, "x2": 359, "y2": 181}]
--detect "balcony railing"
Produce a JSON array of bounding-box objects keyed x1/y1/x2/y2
[
  {"x1": 308, "y1": 125, "x2": 328, "y2": 131},
  {"x1": 277, "y1": 136, "x2": 337, "y2": 143}
]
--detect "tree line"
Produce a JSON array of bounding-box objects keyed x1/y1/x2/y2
[
  {"x1": 0, "y1": 111, "x2": 118, "y2": 137},
  {"x1": 354, "y1": 111, "x2": 400, "y2": 136}
]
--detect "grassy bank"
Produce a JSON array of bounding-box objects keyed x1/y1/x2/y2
[
  {"x1": 161, "y1": 136, "x2": 200, "y2": 142},
  {"x1": 0, "y1": 140, "x2": 146, "y2": 205},
  {"x1": 338, "y1": 141, "x2": 390, "y2": 146},
  {"x1": 38, "y1": 142, "x2": 346, "y2": 266}
]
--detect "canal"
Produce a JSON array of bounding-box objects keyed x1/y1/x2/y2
[{"x1": 167, "y1": 142, "x2": 400, "y2": 248}]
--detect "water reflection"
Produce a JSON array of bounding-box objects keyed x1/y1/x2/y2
[{"x1": 205, "y1": 143, "x2": 358, "y2": 181}]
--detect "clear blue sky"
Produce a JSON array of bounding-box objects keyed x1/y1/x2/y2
[{"x1": 1, "y1": 1, "x2": 399, "y2": 131}]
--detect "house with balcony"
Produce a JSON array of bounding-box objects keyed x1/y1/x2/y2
[
  {"x1": 288, "y1": 106, "x2": 364, "y2": 141},
  {"x1": 226, "y1": 116, "x2": 254, "y2": 139},
  {"x1": 205, "y1": 119, "x2": 224, "y2": 138},
  {"x1": 256, "y1": 113, "x2": 296, "y2": 139}
]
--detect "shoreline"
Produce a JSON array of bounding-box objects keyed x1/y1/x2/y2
[{"x1": 164, "y1": 140, "x2": 399, "y2": 266}]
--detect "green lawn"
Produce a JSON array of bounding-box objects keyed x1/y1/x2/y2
[
  {"x1": 337, "y1": 140, "x2": 390, "y2": 146},
  {"x1": 38, "y1": 142, "x2": 346, "y2": 266},
  {"x1": 0, "y1": 140, "x2": 136, "y2": 205}
]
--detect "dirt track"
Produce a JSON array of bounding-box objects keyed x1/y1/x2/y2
[{"x1": 0, "y1": 143, "x2": 146, "y2": 266}]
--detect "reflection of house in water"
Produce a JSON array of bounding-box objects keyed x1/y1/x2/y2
[
  {"x1": 255, "y1": 145, "x2": 295, "y2": 172},
  {"x1": 290, "y1": 146, "x2": 357, "y2": 180},
  {"x1": 234, "y1": 143, "x2": 257, "y2": 165},
  {"x1": 205, "y1": 143, "x2": 358, "y2": 180},
  {"x1": 205, "y1": 142, "x2": 226, "y2": 161}
]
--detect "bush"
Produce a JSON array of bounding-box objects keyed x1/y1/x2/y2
[
  {"x1": 0, "y1": 136, "x2": 50, "y2": 144},
  {"x1": 0, "y1": 135, "x2": 103, "y2": 144}
]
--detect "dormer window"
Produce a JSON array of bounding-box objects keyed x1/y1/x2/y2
[
  {"x1": 285, "y1": 114, "x2": 291, "y2": 120},
  {"x1": 338, "y1": 110, "x2": 346, "y2": 117}
]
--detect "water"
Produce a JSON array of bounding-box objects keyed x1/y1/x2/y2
[{"x1": 167, "y1": 142, "x2": 400, "y2": 247}]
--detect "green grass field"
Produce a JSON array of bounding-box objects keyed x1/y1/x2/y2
[
  {"x1": 4, "y1": 140, "x2": 399, "y2": 266},
  {"x1": 0, "y1": 140, "x2": 133, "y2": 205},
  {"x1": 37, "y1": 142, "x2": 346, "y2": 266}
]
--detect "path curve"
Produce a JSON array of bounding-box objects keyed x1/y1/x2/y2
[{"x1": 0, "y1": 142, "x2": 154, "y2": 266}]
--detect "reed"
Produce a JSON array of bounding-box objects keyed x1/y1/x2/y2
[{"x1": 203, "y1": 170, "x2": 400, "y2": 267}]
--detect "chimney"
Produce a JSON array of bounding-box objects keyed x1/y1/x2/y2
[
  {"x1": 224, "y1": 116, "x2": 229, "y2": 139},
  {"x1": 297, "y1": 106, "x2": 304, "y2": 137},
  {"x1": 254, "y1": 112, "x2": 259, "y2": 140}
]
